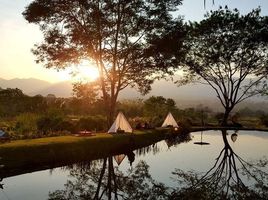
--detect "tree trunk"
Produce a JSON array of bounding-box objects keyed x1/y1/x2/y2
[
  {"x1": 221, "y1": 108, "x2": 232, "y2": 127},
  {"x1": 107, "y1": 97, "x2": 117, "y2": 128}
]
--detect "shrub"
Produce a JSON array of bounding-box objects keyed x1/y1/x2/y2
[
  {"x1": 260, "y1": 115, "x2": 268, "y2": 127},
  {"x1": 76, "y1": 116, "x2": 107, "y2": 132},
  {"x1": 178, "y1": 118, "x2": 192, "y2": 133},
  {"x1": 36, "y1": 116, "x2": 64, "y2": 135},
  {"x1": 14, "y1": 113, "x2": 39, "y2": 139}
]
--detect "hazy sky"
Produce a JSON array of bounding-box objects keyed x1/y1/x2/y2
[{"x1": 0, "y1": 0, "x2": 268, "y2": 83}]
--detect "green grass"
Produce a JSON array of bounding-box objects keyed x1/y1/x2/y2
[
  {"x1": 0, "y1": 134, "x2": 110, "y2": 148},
  {"x1": 0, "y1": 129, "x2": 172, "y2": 178}
]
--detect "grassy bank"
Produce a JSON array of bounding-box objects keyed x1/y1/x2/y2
[{"x1": 0, "y1": 129, "x2": 174, "y2": 178}]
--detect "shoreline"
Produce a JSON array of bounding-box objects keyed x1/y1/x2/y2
[
  {"x1": 0, "y1": 129, "x2": 172, "y2": 178},
  {"x1": 0, "y1": 127, "x2": 267, "y2": 178}
]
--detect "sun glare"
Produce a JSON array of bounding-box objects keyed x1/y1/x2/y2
[
  {"x1": 74, "y1": 65, "x2": 99, "y2": 82},
  {"x1": 56, "y1": 62, "x2": 99, "y2": 83}
]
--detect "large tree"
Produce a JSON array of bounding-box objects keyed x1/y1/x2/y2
[
  {"x1": 23, "y1": 0, "x2": 185, "y2": 126},
  {"x1": 180, "y1": 7, "x2": 268, "y2": 126}
]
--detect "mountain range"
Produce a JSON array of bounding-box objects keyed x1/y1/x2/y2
[
  {"x1": 0, "y1": 78, "x2": 73, "y2": 97},
  {"x1": 0, "y1": 77, "x2": 267, "y2": 111},
  {"x1": 0, "y1": 77, "x2": 217, "y2": 99}
]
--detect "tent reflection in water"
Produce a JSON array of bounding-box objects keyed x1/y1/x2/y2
[
  {"x1": 114, "y1": 154, "x2": 126, "y2": 166},
  {"x1": 108, "y1": 112, "x2": 133, "y2": 133},
  {"x1": 161, "y1": 112, "x2": 179, "y2": 128}
]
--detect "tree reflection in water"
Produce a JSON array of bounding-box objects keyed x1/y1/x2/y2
[
  {"x1": 48, "y1": 131, "x2": 268, "y2": 200},
  {"x1": 170, "y1": 130, "x2": 268, "y2": 199}
]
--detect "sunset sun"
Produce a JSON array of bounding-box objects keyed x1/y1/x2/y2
[
  {"x1": 74, "y1": 65, "x2": 99, "y2": 82},
  {"x1": 57, "y1": 63, "x2": 100, "y2": 82}
]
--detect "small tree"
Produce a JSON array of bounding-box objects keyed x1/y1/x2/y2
[
  {"x1": 144, "y1": 96, "x2": 178, "y2": 125},
  {"x1": 23, "y1": 0, "x2": 184, "y2": 126},
  {"x1": 180, "y1": 7, "x2": 268, "y2": 126}
]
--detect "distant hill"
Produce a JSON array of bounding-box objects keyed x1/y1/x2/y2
[
  {"x1": 32, "y1": 81, "x2": 73, "y2": 97},
  {"x1": 0, "y1": 77, "x2": 267, "y2": 111},
  {"x1": 119, "y1": 79, "x2": 215, "y2": 100},
  {"x1": 0, "y1": 78, "x2": 51, "y2": 94},
  {"x1": 0, "y1": 78, "x2": 73, "y2": 98}
]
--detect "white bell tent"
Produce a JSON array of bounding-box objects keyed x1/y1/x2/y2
[
  {"x1": 108, "y1": 112, "x2": 133, "y2": 133},
  {"x1": 161, "y1": 112, "x2": 179, "y2": 128}
]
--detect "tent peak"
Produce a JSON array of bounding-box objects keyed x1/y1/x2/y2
[{"x1": 162, "y1": 112, "x2": 179, "y2": 128}]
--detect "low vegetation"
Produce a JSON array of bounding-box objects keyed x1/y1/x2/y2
[{"x1": 0, "y1": 87, "x2": 267, "y2": 141}]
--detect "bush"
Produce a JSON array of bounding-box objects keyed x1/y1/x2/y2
[
  {"x1": 76, "y1": 116, "x2": 107, "y2": 132},
  {"x1": 56, "y1": 120, "x2": 76, "y2": 133},
  {"x1": 36, "y1": 116, "x2": 64, "y2": 135},
  {"x1": 178, "y1": 118, "x2": 192, "y2": 133},
  {"x1": 14, "y1": 113, "x2": 39, "y2": 139},
  {"x1": 260, "y1": 115, "x2": 268, "y2": 127}
]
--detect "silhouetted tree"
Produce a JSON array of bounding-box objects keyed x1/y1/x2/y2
[
  {"x1": 179, "y1": 7, "x2": 268, "y2": 126},
  {"x1": 23, "y1": 0, "x2": 185, "y2": 126}
]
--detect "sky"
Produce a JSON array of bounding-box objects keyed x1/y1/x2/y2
[{"x1": 0, "y1": 0, "x2": 268, "y2": 83}]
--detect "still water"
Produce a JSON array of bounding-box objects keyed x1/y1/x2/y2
[{"x1": 0, "y1": 130, "x2": 268, "y2": 200}]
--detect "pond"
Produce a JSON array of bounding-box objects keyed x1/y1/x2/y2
[{"x1": 0, "y1": 130, "x2": 267, "y2": 200}]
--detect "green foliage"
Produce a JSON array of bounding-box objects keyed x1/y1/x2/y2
[
  {"x1": 68, "y1": 98, "x2": 106, "y2": 116},
  {"x1": 117, "y1": 99, "x2": 144, "y2": 118},
  {"x1": 36, "y1": 116, "x2": 62, "y2": 135},
  {"x1": 72, "y1": 82, "x2": 99, "y2": 104},
  {"x1": 177, "y1": 118, "x2": 192, "y2": 133},
  {"x1": 142, "y1": 96, "x2": 179, "y2": 127},
  {"x1": 14, "y1": 113, "x2": 39, "y2": 138},
  {"x1": 0, "y1": 88, "x2": 47, "y2": 117},
  {"x1": 260, "y1": 115, "x2": 268, "y2": 127},
  {"x1": 77, "y1": 116, "x2": 107, "y2": 132},
  {"x1": 36, "y1": 108, "x2": 71, "y2": 135},
  {"x1": 144, "y1": 96, "x2": 177, "y2": 118}
]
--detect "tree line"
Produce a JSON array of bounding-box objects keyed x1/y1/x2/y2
[{"x1": 0, "y1": 87, "x2": 268, "y2": 139}]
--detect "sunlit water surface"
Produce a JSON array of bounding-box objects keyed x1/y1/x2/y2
[{"x1": 0, "y1": 130, "x2": 267, "y2": 200}]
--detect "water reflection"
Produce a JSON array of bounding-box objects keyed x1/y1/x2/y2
[
  {"x1": 165, "y1": 132, "x2": 192, "y2": 148},
  {"x1": 0, "y1": 178, "x2": 3, "y2": 189},
  {"x1": 48, "y1": 157, "x2": 167, "y2": 200},
  {"x1": 48, "y1": 131, "x2": 268, "y2": 199},
  {"x1": 231, "y1": 130, "x2": 238, "y2": 142},
  {"x1": 171, "y1": 130, "x2": 268, "y2": 199},
  {"x1": 114, "y1": 155, "x2": 126, "y2": 166},
  {"x1": 194, "y1": 131, "x2": 210, "y2": 145}
]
